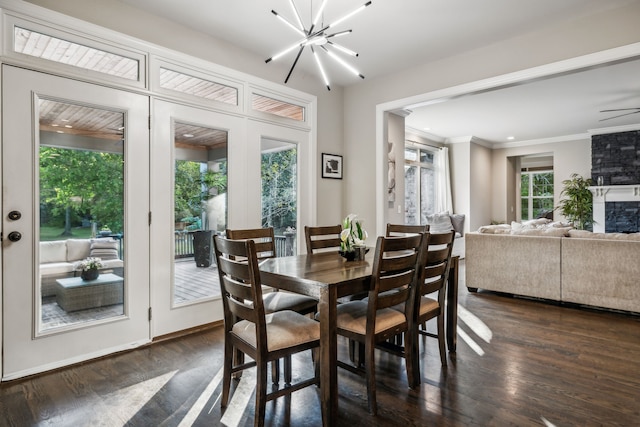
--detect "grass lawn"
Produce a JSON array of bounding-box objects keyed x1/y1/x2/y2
[{"x1": 40, "y1": 226, "x2": 93, "y2": 241}]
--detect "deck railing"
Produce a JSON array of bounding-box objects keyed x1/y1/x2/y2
[{"x1": 174, "y1": 230, "x2": 296, "y2": 258}]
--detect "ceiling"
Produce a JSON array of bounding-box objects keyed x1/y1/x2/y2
[{"x1": 116, "y1": 0, "x2": 640, "y2": 146}]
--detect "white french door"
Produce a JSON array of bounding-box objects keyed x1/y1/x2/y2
[
  {"x1": 150, "y1": 100, "x2": 244, "y2": 336},
  {"x1": 245, "y1": 119, "x2": 315, "y2": 248},
  {"x1": 1, "y1": 65, "x2": 150, "y2": 380}
]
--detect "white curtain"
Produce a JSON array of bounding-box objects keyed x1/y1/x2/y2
[{"x1": 436, "y1": 147, "x2": 453, "y2": 213}]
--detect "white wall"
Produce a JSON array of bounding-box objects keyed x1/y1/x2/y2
[
  {"x1": 24, "y1": 0, "x2": 345, "y2": 227},
  {"x1": 470, "y1": 142, "x2": 493, "y2": 230},
  {"x1": 343, "y1": 1, "x2": 640, "y2": 236},
  {"x1": 386, "y1": 112, "x2": 405, "y2": 225}
]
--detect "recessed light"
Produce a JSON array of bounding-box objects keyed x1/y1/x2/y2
[
  {"x1": 423, "y1": 127, "x2": 431, "y2": 131},
  {"x1": 183, "y1": 133, "x2": 194, "y2": 138},
  {"x1": 64, "y1": 125, "x2": 73, "y2": 128},
  {"x1": 56, "y1": 130, "x2": 64, "y2": 134},
  {"x1": 61, "y1": 119, "x2": 70, "y2": 122},
  {"x1": 52, "y1": 124, "x2": 59, "y2": 127},
  {"x1": 507, "y1": 136, "x2": 515, "y2": 140}
]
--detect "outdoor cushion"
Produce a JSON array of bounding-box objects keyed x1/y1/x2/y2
[
  {"x1": 66, "y1": 239, "x2": 91, "y2": 262},
  {"x1": 40, "y1": 241, "x2": 67, "y2": 264}
]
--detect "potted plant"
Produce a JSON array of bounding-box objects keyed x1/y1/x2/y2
[
  {"x1": 557, "y1": 173, "x2": 594, "y2": 230},
  {"x1": 75, "y1": 257, "x2": 105, "y2": 281},
  {"x1": 339, "y1": 214, "x2": 368, "y2": 260}
]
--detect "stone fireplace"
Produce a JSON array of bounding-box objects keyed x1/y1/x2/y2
[{"x1": 591, "y1": 130, "x2": 640, "y2": 233}]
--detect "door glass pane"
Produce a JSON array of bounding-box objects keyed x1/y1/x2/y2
[
  {"x1": 420, "y1": 167, "x2": 436, "y2": 224},
  {"x1": 39, "y1": 99, "x2": 125, "y2": 331},
  {"x1": 404, "y1": 165, "x2": 417, "y2": 224},
  {"x1": 173, "y1": 122, "x2": 227, "y2": 305},
  {"x1": 261, "y1": 139, "x2": 297, "y2": 256}
]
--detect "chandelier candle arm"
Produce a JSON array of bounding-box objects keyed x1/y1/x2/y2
[
  {"x1": 326, "y1": 40, "x2": 358, "y2": 57},
  {"x1": 311, "y1": 45, "x2": 330, "y2": 91},
  {"x1": 288, "y1": 0, "x2": 305, "y2": 32},
  {"x1": 285, "y1": 45, "x2": 306, "y2": 84},
  {"x1": 326, "y1": 1, "x2": 372, "y2": 30},
  {"x1": 312, "y1": 0, "x2": 329, "y2": 27},
  {"x1": 272, "y1": 10, "x2": 306, "y2": 37},
  {"x1": 321, "y1": 45, "x2": 364, "y2": 79}
]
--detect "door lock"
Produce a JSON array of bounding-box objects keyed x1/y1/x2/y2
[
  {"x1": 8, "y1": 210, "x2": 22, "y2": 221},
  {"x1": 7, "y1": 231, "x2": 22, "y2": 242}
]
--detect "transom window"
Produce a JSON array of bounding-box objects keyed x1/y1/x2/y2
[
  {"x1": 14, "y1": 27, "x2": 139, "y2": 81},
  {"x1": 159, "y1": 68, "x2": 238, "y2": 105},
  {"x1": 252, "y1": 93, "x2": 305, "y2": 121}
]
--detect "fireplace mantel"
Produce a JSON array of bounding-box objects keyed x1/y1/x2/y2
[{"x1": 589, "y1": 185, "x2": 640, "y2": 232}]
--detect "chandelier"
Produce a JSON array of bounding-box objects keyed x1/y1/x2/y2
[{"x1": 265, "y1": 0, "x2": 372, "y2": 90}]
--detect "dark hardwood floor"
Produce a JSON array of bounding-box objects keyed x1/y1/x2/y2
[{"x1": 2, "y1": 260, "x2": 640, "y2": 426}]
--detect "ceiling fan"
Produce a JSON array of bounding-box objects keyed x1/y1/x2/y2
[{"x1": 599, "y1": 107, "x2": 640, "y2": 121}]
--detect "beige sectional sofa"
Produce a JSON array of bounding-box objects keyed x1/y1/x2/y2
[
  {"x1": 466, "y1": 227, "x2": 640, "y2": 314},
  {"x1": 40, "y1": 238, "x2": 123, "y2": 297}
]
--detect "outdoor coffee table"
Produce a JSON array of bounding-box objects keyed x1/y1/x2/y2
[{"x1": 55, "y1": 273, "x2": 124, "y2": 312}]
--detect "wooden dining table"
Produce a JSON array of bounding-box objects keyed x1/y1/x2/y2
[{"x1": 259, "y1": 250, "x2": 459, "y2": 426}]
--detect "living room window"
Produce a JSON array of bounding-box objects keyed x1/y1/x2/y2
[
  {"x1": 404, "y1": 145, "x2": 438, "y2": 225},
  {"x1": 521, "y1": 169, "x2": 554, "y2": 220}
]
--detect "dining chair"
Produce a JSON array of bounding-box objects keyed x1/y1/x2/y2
[
  {"x1": 225, "y1": 227, "x2": 318, "y2": 316},
  {"x1": 333, "y1": 233, "x2": 426, "y2": 415},
  {"x1": 213, "y1": 236, "x2": 320, "y2": 427},
  {"x1": 304, "y1": 224, "x2": 342, "y2": 254},
  {"x1": 410, "y1": 230, "x2": 455, "y2": 384},
  {"x1": 226, "y1": 228, "x2": 318, "y2": 385},
  {"x1": 386, "y1": 223, "x2": 430, "y2": 236}
]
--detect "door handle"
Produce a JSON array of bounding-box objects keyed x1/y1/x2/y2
[
  {"x1": 8, "y1": 210, "x2": 22, "y2": 221},
  {"x1": 7, "y1": 231, "x2": 22, "y2": 242}
]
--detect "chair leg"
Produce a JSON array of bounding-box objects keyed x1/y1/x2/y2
[
  {"x1": 271, "y1": 359, "x2": 280, "y2": 385},
  {"x1": 255, "y1": 361, "x2": 268, "y2": 427},
  {"x1": 364, "y1": 340, "x2": 377, "y2": 415},
  {"x1": 405, "y1": 329, "x2": 419, "y2": 389},
  {"x1": 437, "y1": 313, "x2": 447, "y2": 366},
  {"x1": 233, "y1": 348, "x2": 244, "y2": 379},
  {"x1": 222, "y1": 339, "x2": 234, "y2": 407},
  {"x1": 284, "y1": 355, "x2": 292, "y2": 385}
]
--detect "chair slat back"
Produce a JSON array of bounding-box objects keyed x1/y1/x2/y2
[
  {"x1": 420, "y1": 230, "x2": 455, "y2": 299},
  {"x1": 386, "y1": 223, "x2": 430, "y2": 237},
  {"x1": 214, "y1": 235, "x2": 266, "y2": 334},
  {"x1": 368, "y1": 234, "x2": 425, "y2": 313},
  {"x1": 304, "y1": 225, "x2": 342, "y2": 254},
  {"x1": 226, "y1": 227, "x2": 276, "y2": 260}
]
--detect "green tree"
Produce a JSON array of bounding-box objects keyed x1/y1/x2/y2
[
  {"x1": 39, "y1": 147, "x2": 124, "y2": 235},
  {"x1": 261, "y1": 148, "x2": 297, "y2": 234},
  {"x1": 174, "y1": 160, "x2": 227, "y2": 230}
]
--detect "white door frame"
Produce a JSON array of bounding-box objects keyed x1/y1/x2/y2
[
  {"x1": 150, "y1": 99, "x2": 246, "y2": 337},
  {"x1": 1, "y1": 65, "x2": 151, "y2": 380}
]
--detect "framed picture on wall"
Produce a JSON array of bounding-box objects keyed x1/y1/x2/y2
[{"x1": 322, "y1": 153, "x2": 343, "y2": 179}]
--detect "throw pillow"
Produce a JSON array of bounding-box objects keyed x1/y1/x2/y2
[
  {"x1": 450, "y1": 214, "x2": 465, "y2": 236},
  {"x1": 426, "y1": 211, "x2": 454, "y2": 233},
  {"x1": 90, "y1": 239, "x2": 119, "y2": 260}
]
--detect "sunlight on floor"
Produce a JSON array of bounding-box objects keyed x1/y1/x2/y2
[
  {"x1": 456, "y1": 304, "x2": 493, "y2": 356},
  {"x1": 178, "y1": 366, "x2": 224, "y2": 426},
  {"x1": 458, "y1": 304, "x2": 492, "y2": 343}
]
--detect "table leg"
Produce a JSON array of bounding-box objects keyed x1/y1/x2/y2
[
  {"x1": 446, "y1": 256, "x2": 459, "y2": 352},
  {"x1": 318, "y1": 286, "x2": 338, "y2": 426}
]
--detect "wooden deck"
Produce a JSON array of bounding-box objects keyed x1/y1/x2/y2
[{"x1": 41, "y1": 258, "x2": 221, "y2": 330}]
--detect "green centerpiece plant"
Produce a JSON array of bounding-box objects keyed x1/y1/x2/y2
[{"x1": 557, "y1": 173, "x2": 593, "y2": 230}]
